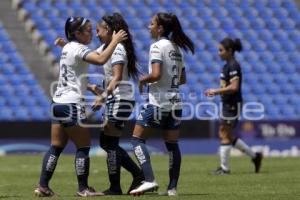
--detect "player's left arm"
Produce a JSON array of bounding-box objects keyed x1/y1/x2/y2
[
  {"x1": 205, "y1": 65, "x2": 240, "y2": 96},
  {"x1": 138, "y1": 63, "x2": 161, "y2": 93}
]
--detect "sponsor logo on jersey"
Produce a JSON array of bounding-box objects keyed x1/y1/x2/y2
[
  {"x1": 229, "y1": 71, "x2": 238, "y2": 76},
  {"x1": 168, "y1": 50, "x2": 182, "y2": 61}
]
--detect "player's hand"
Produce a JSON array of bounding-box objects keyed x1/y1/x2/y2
[
  {"x1": 87, "y1": 84, "x2": 102, "y2": 95},
  {"x1": 91, "y1": 96, "x2": 105, "y2": 111},
  {"x1": 87, "y1": 84, "x2": 97, "y2": 92},
  {"x1": 205, "y1": 89, "x2": 217, "y2": 97},
  {"x1": 54, "y1": 37, "x2": 67, "y2": 47},
  {"x1": 112, "y1": 30, "x2": 128, "y2": 43}
]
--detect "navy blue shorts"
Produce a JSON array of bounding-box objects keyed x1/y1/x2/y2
[
  {"x1": 220, "y1": 103, "x2": 242, "y2": 128},
  {"x1": 136, "y1": 104, "x2": 182, "y2": 130},
  {"x1": 104, "y1": 97, "x2": 135, "y2": 130},
  {"x1": 51, "y1": 102, "x2": 87, "y2": 127}
]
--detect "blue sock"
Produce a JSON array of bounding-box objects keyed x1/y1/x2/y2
[
  {"x1": 165, "y1": 142, "x2": 181, "y2": 190},
  {"x1": 75, "y1": 147, "x2": 90, "y2": 192},
  {"x1": 131, "y1": 136, "x2": 155, "y2": 182},
  {"x1": 39, "y1": 146, "x2": 63, "y2": 187}
]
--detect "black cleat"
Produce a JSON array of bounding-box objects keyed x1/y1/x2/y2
[
  {"x1": 127, "y1": 174, "x2": 145, "y2": 194},
  {"x1": 102, "y1": 188, "x2": 123, "y2": 195},
  {"x1": 252, "y1": 152, "x2": 263, "y2": 173},
  {"x1": 212, "y1": 167, "x2": 230, "y2": 175}
]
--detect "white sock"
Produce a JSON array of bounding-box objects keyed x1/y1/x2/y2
[
  {"x1": 220, "y1": 145, "x2": 231, "y2": 171},
  {"x1": 233, "y1": 138, "x2": 256, "y2": 158}
]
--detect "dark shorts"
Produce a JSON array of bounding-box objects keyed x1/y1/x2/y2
[
  {"x1": 220, "y1": 102, "x2": 242, "y2": 128},
  {"x1": 104, "y1": 97, "x2": 135, "y2": 130},
  {"x1": 51, "y1": 102, "x2": 87, "y2": 127},
  {"x1": 136, "y1": 104, "x2": 182, "y2": 130}
]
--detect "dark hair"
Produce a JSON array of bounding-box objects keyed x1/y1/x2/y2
[
  {"x1": 65, "y1": 17, "x2": 90, "y2": 41},
  {"x1": 156, "y1": 12, "x2": 195, "y2": 54},
  {"x1": 220, "y1": 37, "x2": 243, "y2": 55},
  {"x1": 100, "y1": 13, "x2": 138, "y2": 80}
]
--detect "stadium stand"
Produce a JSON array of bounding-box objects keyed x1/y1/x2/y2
[
  {"x1": 1, "y1": 0, "x2": 300, "y2": 120},
  {"x1": 0, "y1": 22, "x2": 50, "y2": 121}
]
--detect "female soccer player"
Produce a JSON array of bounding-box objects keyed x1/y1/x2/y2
[
  {"x1": 129, "y1": 12, "x2": 194, "y2": 196},
  {"x1": 34, "y1": 16, "x2": 126, "y2": 197},
  {"x1": 90, "y1": 13, "x2": 144, "y2": 195},
  {"x1": 205, "y1": 37, "x2": 263, "y2": 175}
]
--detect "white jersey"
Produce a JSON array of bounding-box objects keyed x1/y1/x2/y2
[
  {"x1": 53, "y1": 41, "x2": 91, "y2": 103},
  {"x1": 148, "y1": 38, "x2": 184, "y2": 110},
  {"x1": 96, "y1": 43, "x2": 134, "y2": 101}
]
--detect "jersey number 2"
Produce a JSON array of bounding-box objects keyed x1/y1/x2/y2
[
  {"x1": 61, "y1": 64, "x2": 68, "y2": 86},
  {"x1": 171, "y1": 65, "x2": 179, "y2": 89}
]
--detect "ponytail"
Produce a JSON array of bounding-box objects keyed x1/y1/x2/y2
[
  {"x1": 156, "y1": 12, "x2": 195, "y2": 54},
  {"x1": 233, "y1": 38, "x2": 243, "y2": 52},
  {"x1": 220, "y1": 37, "x2": 243, "y2": 55}
]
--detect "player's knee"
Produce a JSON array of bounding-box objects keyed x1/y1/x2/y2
[
  {"x1": 99, "y1": 132, "x2": 119, "y2": 151},
  {"x1": 219, "y1": 125, "x2": 231, "y2": 141}
]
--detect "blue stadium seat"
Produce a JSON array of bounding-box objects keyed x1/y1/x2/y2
[
  {"x1": 0, "y1": 107, "x2": 14, "y2": 121},
  {"x1": 266, "y1": 85, "x2": 281, "y2": 95},
  {"x1": 14, "y1": 107, "x2": 30, "y2": 121},
  {"x1": 258, "y1": 95, "x2": 273, "y2": 107},
  {"x1": 251, "y1": 84, "x2": 265, "y2": 95},
  {"x1": 266, "y1": 106, "x2": 281, "y2": 119},
  {"x1": 288, "y1": 95, "x2": 299, "y2": 106},
  {"x1": 281, "y1": 106, "x2": 297, "y2": 119},
  {"x1": 280, "y1": 84, "x2": 295, "y2": 95}
]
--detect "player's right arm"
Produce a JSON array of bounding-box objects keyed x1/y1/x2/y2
[
  {"x1": 84, "y1": 30, "x2": 127, "y2": 65},
  {"x1": 138, "y1": 43, "x2": 162, "y2": 93}
]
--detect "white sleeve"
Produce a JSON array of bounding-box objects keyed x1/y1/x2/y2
[
  {"x1": 96, "y1": 45, "x2": 104, "y2": 54},
  {"x1": 149, "y1": 43, "x2": 163, "y2": 64},
  {"x1": 111, "y1": 45, "x2": 126, "y2": 66},
  {"x1": 75, "y1": 44, "x2": 92, "y2": 60}
]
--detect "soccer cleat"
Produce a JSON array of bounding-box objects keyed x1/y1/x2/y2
[
  {"x1": 76, "y1": 187, "x2": 104, "y2": 197},
  {"x1": 158, "y1": 188, "x2": 177, "y2": 196},
  {"x1": 252, "y1": 152, "x2": 263, "y2": 173},
  {"x1": 212, "y1": 167, "x2": 230, "y2": 175},
  {"x1": 102, "y1": 188, "x2": 123, "y2": 195},
  {"x1": 34, "y1": 185, "x2": 55, "y2": 197},
  {"x1": 127, "y1": 174, "x2": 145, "y2": 194},
  {"x1": 129, "y1": 181, "x2": 159, "y2": 195}
]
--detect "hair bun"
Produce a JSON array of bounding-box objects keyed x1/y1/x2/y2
[{"x1": 234, "y1": 38, "x2": 243, "y2": 52}]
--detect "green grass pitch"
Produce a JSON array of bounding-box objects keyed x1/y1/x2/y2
[{"x1": 0, "y1": 155, "x2": 299, "y2": 200}]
